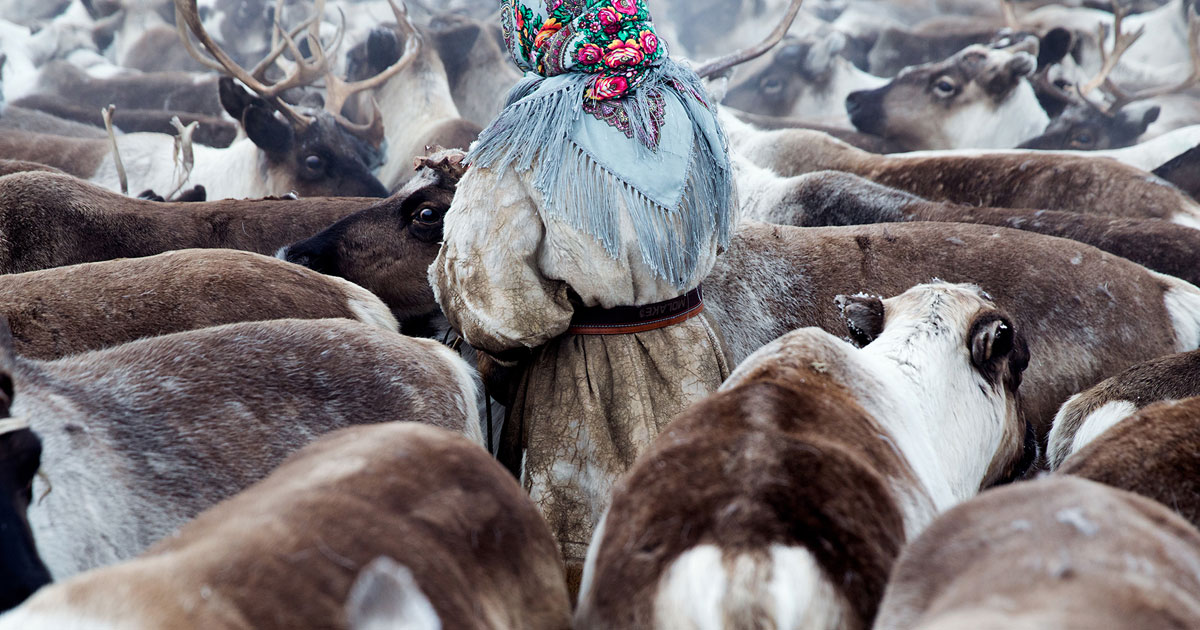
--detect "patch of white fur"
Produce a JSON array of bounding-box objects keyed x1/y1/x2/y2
[
  {"x1": 1047, "y1": 392, "x2": 1086, "y2": 469},
  {"x1": 1171, "y1": 212, "x2": 1200, "y2": 232},
  {"x1": 345, "y1": 557, "x2": 442, "y2": 630},
  {"x1": 422, "y1": 340, "x2": 483, "y2": 448},
  {"x1": 723, "y1": 283, "x2": 1016, "y2": 539},
  {"x1": 653, "y1": 545, "x2": 728, "y2": 630},
  {"x1": 0, "y1": 609, "x2": 121, "y2": 630},
  {"x1": 90, "y1": 135, "x2": 270, "y2": 200},
  {"x1": 939, "y1": 80, "x2": 1048, "y2": 150},
  {"x1": 766, "y1": 546, "x2": 846, "y2": 629},
  {"x1": 1067, "y1": 400, "x2": 1140, "y2": 463},
  {"x1": 326, "y1": 275, "x2": 401, "y2": 332},
  {"x1": 1157, "y1": 273, "x2": 1200, "y2": 351}
]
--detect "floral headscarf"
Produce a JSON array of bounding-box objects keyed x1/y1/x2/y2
[{"x1": 502, "y1": 0, "x2": 665, "y2": 100}]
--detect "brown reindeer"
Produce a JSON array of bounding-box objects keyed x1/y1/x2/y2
[
  {"x1": 0, "y1": 249, "x2": 398, "y2": 360},
  {"x1": 873, "y1": 477, "x2": 1200, "y2": 630},
  {"x1": 738, "y1": 165, "x2": 1200, "y2": 285},
  {"x1": 1, "y1": 423, "x2": 569, "y2": 629},
  {"x1": 703, "y1": 221, "x2": 1200, "y2": 443},
  {"x1": 1057, "y1": 396, "x2": 1200, "y2": 530},
  {"x1": 1047, "y1": 349, "x2": 1200, "y2": 468},
  {"x1": 723, "y1": 112, "x2": 1200, "y2": 226},
  {"x1": 6, "y1": 317, "x2": 478, "y2": 578},
  {"x1": 576, "y1": 283, "x2": 1031, "y2": 630}
]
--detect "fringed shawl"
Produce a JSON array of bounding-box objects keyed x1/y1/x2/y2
[{"x1": 470, "y1": 58, "x2": 735, "y2": 291}]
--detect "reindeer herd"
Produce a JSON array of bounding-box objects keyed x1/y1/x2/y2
[{"x1": 0, "y1": 0, "x2": 1197, "y2": 627}]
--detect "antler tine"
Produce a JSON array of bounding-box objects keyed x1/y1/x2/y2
[
  {"x1": 1079, "y1": 1, "x2": 1145, "y2": 98},
  {"x1": 175, "y1": 0, "x2": 316, "y2": 127},
  {"x1": 250, "y1": 16, "x2": 320, "y2": 80},
  {"x1": 998, "y1": 0, "x2": 1019, "y2": 31},
  {"x1": 695, "y1": 0, "x2": 805, "y2": 79},
  {"x1": 322, "y1": 0, "x2": 419, "y2": 136},
  {"x1": 1104, "y1": 6, "x2": 1200, "y2": 109}
]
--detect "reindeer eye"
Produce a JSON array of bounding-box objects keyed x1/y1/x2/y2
[
  {"x1": 1072, "y1": 132, "x2": 1094, "y2": 146},
  {"x1": 1054, "y1": 79, "x2": 1071, "y2": 89},
  {"x1": 932, "y1": 78, "x2": 958, "y2": 97},
  {"x1": 417, "y1": 207, "x2": 440, "y2": 223},
  {"x1": 761, "y1": 77, "x2": 784, "y2": 94},
  {"x1": 304, "y1": 155, "x2": 324, "y2": 171}
]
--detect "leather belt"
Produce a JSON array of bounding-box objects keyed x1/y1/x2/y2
[{"x1": 566, "y1": 286, "x2": 704, "y2": 335}]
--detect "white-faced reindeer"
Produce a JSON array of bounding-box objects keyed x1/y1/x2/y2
[
  {"x1": 845, "y1": 43, "x2": 1048, "y2": 150},
  {"x1": 576, "y1": 282, "x2": 1032, "y2": 630}
]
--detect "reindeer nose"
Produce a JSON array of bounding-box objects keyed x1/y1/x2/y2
[{"x1": 845, "y1": 91, "x2": 865, "y2": 117}]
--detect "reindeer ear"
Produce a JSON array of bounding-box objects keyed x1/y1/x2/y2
[
  {"x1": 835, "y1": 294, "x2": 884, "y2": 347},
  {"x1": 242, "y1": 104, "x2": 294, "y2": 154},
  {"x1": 969, "y1": 315, "x2": 1029, "y2": 386},
  {"x1": 218, "y1": 77, "x2": 256, "y2": 121},
  {"x1": 1037, "y1": 28, "x2": 1073, "y2": 70},
  {"x1": 1139, "y1": 105, "x2": 1162, "y2": 130}
]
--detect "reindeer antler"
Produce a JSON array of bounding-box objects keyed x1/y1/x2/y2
[
  {"x1": 695, "y1": 0, "x2": 805, "y2": 79},
  {"x1": 174, "y1": 0, "x2": 326, "y2": 129},
  {"x1": 320, "y1": 0, "x2": 418, "y2": 144},
  {"x1": 1099, "y1": 5, "x2": 1200, "y2": 110},
  {"x1": 1078, "y1": 1, "x2": 1146, "y2": 98},
  {"x1": 998, "y1": 0, "x2": 1020, "y2": 31}
]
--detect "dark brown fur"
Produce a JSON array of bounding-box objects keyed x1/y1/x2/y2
[
  {"x1": 12, "y1": 424, "x2": 571, "y2": 629},
  {"x1": 705, "y1": 222, "x2": 1192, "y2": 442},
  {"x1": 0, "y1": 160, "x2": 65, "y2": 178},
  {"x1": 0, "y1": 172, "x2": 373, "y2": 274},
  {"x1": 0, "y1": 106, "x2": 109, "y2": 139},
  {"x1": 762, "y1": 170, "x2": 1200, "y2": 285},
  {"x1": 743, "y1": 128, "x2": 1200, "y2": 220},
  {"x1": 874, "y1": 477, "x2": 1200, "y2": 630},
  {"x1": 580, "y1": 372, "x2": 913, "y2": 630},
  {"x1": 1059, "y1": 396, "x2": 1200, "y2": 530},
  {"x1": 282, "y1": 150, "x2": 465, "y2": 321},
  {"x1": 1155, "y1": 144, "x2": 1200, "y2": 201},
  {"x1": 0, "y1": 249, "x2": 394, "y2": 360}
]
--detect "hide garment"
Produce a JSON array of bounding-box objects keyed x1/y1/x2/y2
[{"x1": 431, "y1": 0, "x2": 735, "y2": 590}]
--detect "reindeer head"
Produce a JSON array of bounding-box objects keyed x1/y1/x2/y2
[
  {"x1": 845, "y1": 44, "x2": 1045, "y2": 150},
  {"x1": 176, "y1": 0, "x2": 421, "y2": 198},
  {"x1": 1023, "y1": 2, "x2": 1200, "y2": 151},
  {"x1": 722, "y1": 30, "x2": 860, "y2": 119},
  {"x1": 838, "y1": 283, "x2": 1033, "y2": 490},
  {"x1": 278, "y1": 148, "x2": 467, "y2": 323}
]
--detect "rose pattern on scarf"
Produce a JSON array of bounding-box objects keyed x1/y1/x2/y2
[{"x1": 502, "y1": 0, "x2": 665, "y2": 102}]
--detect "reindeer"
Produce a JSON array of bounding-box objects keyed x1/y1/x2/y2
[
  {"x1": 0, "y1": 0, "x2": 404, "y2": 199},
  {"x1": 873, "y1": 477, "x2": 1200, "y2": 630},
  {"x1": 1047, "y1": 350, "x2": 1200, "y2": 469},
  {"x1": 737, "y1": 163, "x2": 1200, "y2": 285},
  {"x1": 339, "y1": 8, "x2": 480, "y2": 190},
  {"x1": 720, "y1": 112, "x2": 1200, "y2": 227},
  {"x1": 721, "y1": 29, "x2": 888, "y2": 126},
  {"x1": 576, "y1": 283, "x2": 1031, "y2": 629},
  {"x1": 845, "y1": 43, "x2": 1048, "y2": 150},
  {"x1": 13, "y1": 317, "x2": 479, "y2": 578},
  {"x1": 1057, "y1": 396, "x2": 1200, "y2": 531},
  {"x1": 0, "y1": 249, "x2": 400, "y2": 360},
  {"x1": 0, "y1": 423, "x2": 570, "y2": 629},
  {"x1": 1020, "y1": 3, "x2": 1200, "y2": 150}
]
